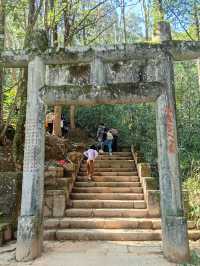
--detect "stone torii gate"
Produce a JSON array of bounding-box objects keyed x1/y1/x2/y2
[{"x1": 1, "y1": 22, "x2": 200, "y2": 263}]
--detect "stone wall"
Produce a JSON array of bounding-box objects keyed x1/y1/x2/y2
[{"x1": 0, "y1": 172, "x2": 22, "y2": 221}]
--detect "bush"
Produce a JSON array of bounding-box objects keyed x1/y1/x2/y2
[{"x1": 183, "y1": 162, "x2": 200, "y2": 228}]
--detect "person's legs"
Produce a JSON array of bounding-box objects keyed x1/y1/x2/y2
[
  {"x1": 86, "y1": 160, "x2": 91, "y2": 179},
  {"x1": 108, "y1": 140, "x2": 112, "y2": 155},
  {"x1": 87, "y1": 160, "x2": 94, "y2": 180},
  {"x1": 112, "y1": 136, "x2": 118, "y2": 152},
  {"x1": 90, "y1": 160, "x2": 94, "y2": 179}
]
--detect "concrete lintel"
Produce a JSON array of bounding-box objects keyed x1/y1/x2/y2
[
  {"x1": 169, "y1": 40, "x2": 200, "y2": 61},
  {"x1": 0, "y1": 44, "x2": 164, "y2": 68},
  {"x1": 40, "y1": 82, "x2": 163, "y2": 106},
  {"x1": 1, "y1": 41, "x2": 200, "y2": 68}
]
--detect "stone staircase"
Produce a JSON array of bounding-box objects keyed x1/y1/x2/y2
[{"x1": 44, "y1": 151, "x2": 200, "y2": 241}]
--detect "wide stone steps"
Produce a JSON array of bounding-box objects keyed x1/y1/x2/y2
[
  {"x1": 44, "y1": 228, "x2": 200, "y2": 241},
  {"x1": 79, "y1": 172, "x2": 138, "y2": 176},
  {"x1": 44, "y1": 217, "x2": 196, "y2": 230},
  {"x1": 65, "y1": 208, "x2": 148, "y2": 218},
  {"x1": 74, "y1": 181, "x2": 140, "y2": 187},
  {"x1": 76, "y1": 176, "x2": 139, "y2": 182},
  {"x1": 70, "y1": 200, "x2": 146, "y2": 209},
  {"x1": 97, "y1": 152, "x2": 132, "y2": 156},
  {"x1": 70, "y1": 193, "x2": 144, "y2": 200},
  {"x1": 44, "y1": 151, "x2": 200, "y2": 243},
  {"x1": 72, "y1": 187, "x2": 143, "y2": 193},
  {"x1": 80, "y1": 167, "x2": 135, "y2": 172},
  {"x1": 82, "y1": 160, "x2": 135, "y2": 166},
  {"x1": 96, "y1": 157, "x2": 133, "y2": 160}
]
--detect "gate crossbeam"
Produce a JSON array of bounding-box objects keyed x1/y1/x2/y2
[{"x1": 41, "y1": 82, "x2": 163, "y2": 105}]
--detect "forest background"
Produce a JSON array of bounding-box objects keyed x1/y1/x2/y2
[{"x1": 0, "y1": 0, "x2": 200, "y2": 222}]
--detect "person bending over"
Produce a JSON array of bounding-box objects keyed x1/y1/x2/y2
[{"x1": 83, "y1": 145, "x2": 98, "y2": 181}]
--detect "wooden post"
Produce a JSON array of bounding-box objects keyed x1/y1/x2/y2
[
  {"x1": 16, "y1": 56, "x2": 45, "y2": 261},
  {"x1": 53, "y1": 105, "x2": 62, "y2": 137},
  {"x1": 70, "y1": 104, "x2": 75, "y2": 129},
  {"x1": 155, "y1": 22, "x2": 190, "y2": 263}
]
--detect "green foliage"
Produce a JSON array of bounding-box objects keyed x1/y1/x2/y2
[
  {"x1": 181, "y1": 250, "x2": 200, "y2": 266},
  {"x1": 175, "y1": 62, "x2": 200, "y2": 175},
  {"x1": 76, "y1": 103, "x2": 157, "y2": 162},
  {"x1": 183, "y1": 162, "x2": 200, "y2": 228}
]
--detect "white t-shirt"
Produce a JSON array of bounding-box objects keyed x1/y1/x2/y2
[
  {"x1": 107, "y1": 132, "x2": 113, "y2": 140},
  {"x1": 84, "y1": 149, "x2": 98, "y2": 160}
]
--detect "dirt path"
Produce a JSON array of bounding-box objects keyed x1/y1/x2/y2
[{"x1": 0, "y1": 241, "x2": 179, "y2": 266}]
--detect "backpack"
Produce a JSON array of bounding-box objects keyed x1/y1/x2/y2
[{"x1": 107, "y1": 132, "x2": 113, "y2": 140}]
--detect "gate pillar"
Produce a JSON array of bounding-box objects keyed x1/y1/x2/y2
[
  {"x1": 16, "y1": 56, "x2": 45, "y2": 261},
  {"x1": 155, "y1": 22, "x2": 190, "y2": 263}
]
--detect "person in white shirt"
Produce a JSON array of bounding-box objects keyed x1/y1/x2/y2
[{"x1": 83, "y1": 145, "x2": 98, "y2": 181}]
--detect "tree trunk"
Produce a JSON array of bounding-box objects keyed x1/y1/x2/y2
[
  {"x1": 142, "y1": 0, "x2": 150, "y2": 41},
  {"x1": 12, "y1": 70, "x2": 27, "y2": 168},
  {"x1": 193, "y1": 1, "x2": 200, "y2": 91},
  {"x1": 53, "y1": 106, "x2": 62, "y2": 136},
  {"x1": 12, "y1": 0, "x2": 35, "y2": 167},
  {"x1": 121, "y1": 0, "x2": 127, "y2": 44},
  {"x1": 152, "y1": 0, "x2": 164, "y2": 34},
  {"x1": 70, "y1": 105, "x2": 75, "y2": 129},
  {"x1": 197, "y1": 59, "x2": 200, "y2": 92},
  {"x1": 0, "y1": 0, "x2": 5, "y2": 132}
]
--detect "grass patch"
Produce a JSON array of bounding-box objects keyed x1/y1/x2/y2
[{"x1": 180, "y1": 251, "x2": 200, "y2": 266}]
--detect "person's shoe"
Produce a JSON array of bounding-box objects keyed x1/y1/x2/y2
[
  {"x1": 88, "y1": 176, "x2": 92, "y2": 181},
  {"x1": 109, "y1": 152, "x2": 112, "y2": 156}
]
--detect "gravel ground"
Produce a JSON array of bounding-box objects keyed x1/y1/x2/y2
[{"x1": 0, "y1": 241, "x2": 183, "y2": 266}]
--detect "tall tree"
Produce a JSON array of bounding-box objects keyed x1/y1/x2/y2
[
  {"x1": 152, "y1": 0, "x2": 164, "y2": 33},
  {"x1": 140, "y1": 0, "x2": 151, "y2": 40},
  {"x1": 0, "y1": 0, "x2": 5, "y2": 132},
  {"x1": 193, "y1": 1, "x2": 200, "y2": 91}
]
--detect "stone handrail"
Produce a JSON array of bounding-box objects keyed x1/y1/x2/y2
[
  {"x1": 131, "y1": 145, "x2": 189, "y2": 218},
  {"x1": 44, "y1": 159, "x2": 82, "y2": 218},
  {"x1": 131, "y1": 145, "x2": 160, "y2": 217}
]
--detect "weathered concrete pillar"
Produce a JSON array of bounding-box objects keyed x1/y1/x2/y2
[
  {"x1": 155, "y1": 22, "x2": 190, "y2": 263},
  {"x1": 16, "y1": 56, "x2": 45, "y2": 261},
  {"x1": 90, "y1": 56, "x2": 106, "y2": 85}
]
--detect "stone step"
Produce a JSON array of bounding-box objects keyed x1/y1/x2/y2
[
  {"x1": 44, "y1": 228, "x2": 200, "y2": 241},
  {"x1": 76, "y1": 176, "x2": 139, "y2": 182},
  {"x1": 72, "y1": 187, "x2": 143, "y2": 193},
  {"x1": 75, "y1": 181, "x2": 141, "y2": 187},
  {"x1": 44, "y1": 217, "x2": 160, "y2": 230},
  {"x1": 44, "y1": 217, "x2": 197, "y2": 231},
  {"x1": 45, "y1": 177, "x2": 73, "y2": 187},
  {"x1": 71, "y1": 200, "x2": 146, "y2": 209},
  {"x1": 71, "y1": 193, "x2": 144, "y2": 200},
  {"x1": 44, "y1": 228, "x2": 161, "y2": 241},
  {"x1": 96, "y1": 157, "x2": 133, "y2": 160},
  {"x1": 65, "y1": 208, "x2": 148, "y2": 218},
  {"x1": 79, "y1": 172, "x2": 138, "y2": 176},
  {"x1": 100, "y1": 152, "x2": 132, "y2": 156},
  {"x1": 82, "y1": 160, "x2": 135, "y2": 165},
  {"x1": 80, "y1": 168, "x2": 135, "y2": 172}
]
